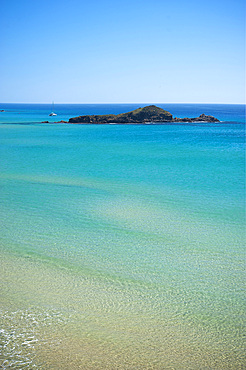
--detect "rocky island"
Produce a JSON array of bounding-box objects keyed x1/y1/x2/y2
[{"x1": 67, "y1": 105, "x2": 220, "y2": 124}]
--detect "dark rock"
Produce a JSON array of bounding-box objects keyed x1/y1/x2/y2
[
  {"x1": 197, "y1": 114, "x2": 220, "y2": 122},
  {"x1": 69, "y1": 105, "x2": 173, "y2": 124},
  {"x1": 68, "y1": 105, "x2": 220, "y2": 124},
  {"x1": 41, "y1": 121, "x2": 49, "y2": 123},
  {"x1": 174, "y1": 114, "x2": 220, "y2": 123}
]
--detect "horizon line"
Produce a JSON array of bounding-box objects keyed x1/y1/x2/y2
[{"x1": 0, "y1": 102, "x2": 245, "y2": 105}]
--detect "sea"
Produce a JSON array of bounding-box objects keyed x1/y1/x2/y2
[{"x1": 0, "y1": 104, "x2": 245, "y2": 369}]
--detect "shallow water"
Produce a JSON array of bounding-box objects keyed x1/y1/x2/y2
[{"x1": 0, "y1": 110, "x2": 245, "y2": 368}]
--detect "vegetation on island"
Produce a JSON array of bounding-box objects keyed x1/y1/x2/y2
[
  {"x1": 56, "y1": 105, "x2": 220, "y2": 124},
  {"x1": 68, "y1": 105, "x2": 173, "y2": 124}
]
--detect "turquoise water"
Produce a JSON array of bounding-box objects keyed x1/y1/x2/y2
[{"x1": 0, "y1": 105, "x2": 245, "y2": 368}]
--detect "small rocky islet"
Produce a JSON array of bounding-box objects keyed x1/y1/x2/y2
[{"x1": 54, "y1": 105, "x2": 220, "y2": 124}]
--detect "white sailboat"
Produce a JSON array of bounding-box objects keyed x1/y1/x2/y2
[{"x1": 49, "y1": 102, "x2": 57, "y2": 116}]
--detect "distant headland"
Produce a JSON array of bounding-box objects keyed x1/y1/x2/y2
[{"x1": 55, "y1": 105, "x2": 220, "y2": 124}]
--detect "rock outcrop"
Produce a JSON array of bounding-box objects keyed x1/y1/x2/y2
[
  {"x1": 68, "y1": 105, "x2": 220, "y2": 124},
  {"x1": 69, "y1": 105, "x2": 173, "y2": 124},
  {"x1": 173, "y1": 114, "x2": 220, "y2": 123}
]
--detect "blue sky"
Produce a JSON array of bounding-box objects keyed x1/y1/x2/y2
[{"x1": 0, "y1": 0, "x2": 245, "y2": 103}]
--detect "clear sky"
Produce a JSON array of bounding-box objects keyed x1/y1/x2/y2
[{"x1": 0, "y1": 0, "x2": 245, "y2": 103}]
